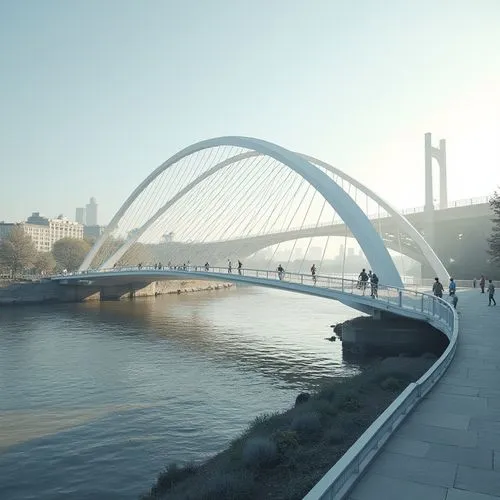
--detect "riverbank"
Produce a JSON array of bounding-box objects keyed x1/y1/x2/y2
[
  {"x1": 0, "y1": 279, "x2": 233, "y2": 305},
  {"x1": 141, "y1": 353, "x2": 438, "y2": 500}
]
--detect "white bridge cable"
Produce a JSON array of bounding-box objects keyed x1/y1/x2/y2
[
  {"x1": 298, "y1": 196, "x2": 328, "y2": 274},
  {"x1": 209, "y1": 156, "x2": 282, "y2": 244},
  {"x1": 194, "y1": 154, "x2": 275, "y2": 244},
  {"x1": 286, "y1": 187, "x2": 320, "y2": 271},
  {"x1": 113, "y1": 147, "x2": 235, "y2": 266},
  {"x1": 144, "y1": 150, "x2": 262, "y2": 265},
  {"x1": 169, "y1": 154, "x2": 265, "y2": 251},
  {"x1": 186, "y1": 158, "x2": 286, "y2": 268},
  {"x1": 160, "y1": 155, "x2": 278, "y2": 265},
  {"x1": 266, "y1": 179, "x2": 313, "y2": 269}
]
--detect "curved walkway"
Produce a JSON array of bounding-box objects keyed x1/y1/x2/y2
[{"x1": 348, "y1": 289, "x2": 500, "y2": 500}]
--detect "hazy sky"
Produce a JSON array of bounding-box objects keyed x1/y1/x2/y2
[{"x1": 1, "y1": 0, "x2": 499, "y2": 224}]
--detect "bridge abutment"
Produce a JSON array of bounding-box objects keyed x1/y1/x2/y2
[{"x1": 338, "y1": 315, "x2": 448, "y2": 357}]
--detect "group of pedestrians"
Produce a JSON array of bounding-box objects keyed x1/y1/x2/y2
[
  {"x1": 357, "y1": 268, "x2": 379, "y2": 298},
  {"x1": 227, "y1": 260, "x2": 243, "y2": 274},
  {"x1": 433, "y1": 275, "x2": 496, "y2": 308}
]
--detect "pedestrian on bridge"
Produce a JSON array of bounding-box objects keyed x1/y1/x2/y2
[
  {"x1": 480, "y1": 275, "x2": 486, "y2": 293},
  {"x1": 228, "y1": 260, "x2": 232, "y2": 273},
  {"x1": 449, "y1": 278, "x2": 456, "y2": 296},
  {"x1": 488, "y1": 280, "x2": 496, "y2": 306},
  {"x1": 237, "y1": 260, "x2": 243, "y2": 275},
  {"x1": 370, "y1": 273, "x2": 379, "y2": 298},
  {"x1": 205, "y1": 262, "x2": 209, "y2": 271},
  {"x1": 432, "y1": 277, "x2": 444, "y2": 298},
  {"x1": 311, "y1": 264, "x2": 317, "y2": 284},
  {"x1": 277, "y1": 264, "x2": 284, "y2": 280}
]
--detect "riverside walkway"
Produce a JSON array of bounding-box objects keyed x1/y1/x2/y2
[{"x1": 348, "y1": 289, "x2": 500, "y2": 500}]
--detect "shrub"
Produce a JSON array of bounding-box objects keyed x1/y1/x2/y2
[
  {"x1": 291, "y1": 412, "x2": 322, "y2": 441},
  {"x1": 242, "y1": 437, "x2": 278, "y2": 469},
  {"x1": 325, "y1": 427, "x2": 345, "y2": 444},
  {"x1": 150, "y1": 462, "x2": 197, "y2": 495},
  {"x1": 295, "y1": 392, "x2": 311, "y2": 406},
  {"x1": 339, "y1": 394, "x2": 362, "y2": 412},
  {"x1": 272, "y1": 429, "x2": 299, "y2": 454},
  {"x1": 243, "y1": 412, "x2": 290, "y2": 437},
  {"x1": 200, "y1": 471, "x2": 256, "y2": 500},
  {"x1": 317, "y1": 385, "x2": 336, "y2": 402},
  {"x1": 380, "y1": 376, "x2": 406, "y2": 391},
  {"x1": 309, "y1": 398, "x2": 338, "y2": 417}
]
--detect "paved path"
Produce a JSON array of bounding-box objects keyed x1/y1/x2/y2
[{"x1": 348, "y1": 289, "x2": 500, "y2": 500}]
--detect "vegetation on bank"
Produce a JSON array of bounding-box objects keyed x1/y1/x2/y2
[
  {"x1": 141, "y1": 355, "x2": 436, "y2": 500},
  {"x1": 489, "y1": 191, "x2": 500, "y2": 267},
  {"x1": 0, "y1": 227, "x2": 91, "y2": 276}
]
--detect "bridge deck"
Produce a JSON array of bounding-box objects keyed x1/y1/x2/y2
[{"x1": 348, "y1": 289, "x2": 500, "y2": 500}]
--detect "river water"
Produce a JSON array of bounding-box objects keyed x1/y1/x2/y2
[{"x1": 0, "y1": 285, "x2": 363, "y2": 500}]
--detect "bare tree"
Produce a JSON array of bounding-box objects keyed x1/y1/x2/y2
[
  {"x1": 0, "y1": 226, "x2": 37, "y2": 276},
  {"x1": 488, "y1": 191, "x2": 500, "y2": 265}
]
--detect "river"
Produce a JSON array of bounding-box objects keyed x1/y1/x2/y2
[{"x1": 0, "y1": 285, "x2": 363, "y2": 500}]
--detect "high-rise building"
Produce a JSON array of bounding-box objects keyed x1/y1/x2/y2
[
  {"x1": 86, "y1": 197, "x2": 98, "y2": 226},
  {"x1": 75, "y1": 207, "x2": 86, "y2": 225}
]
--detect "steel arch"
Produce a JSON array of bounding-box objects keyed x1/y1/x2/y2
[{"x1": 81, "y1": 137, "x2": 405, "y2": 286}]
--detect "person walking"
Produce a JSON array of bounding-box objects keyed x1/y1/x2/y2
[
  {"x1": 449, "y1": 278, "x2": 456, "y2": 296},
  {"x1": 228, "y1": 260, "x2": 232, "y2": 273},
  {"x1": 237, "y1": 260, "x2": 243, "y2": 275},
  {"x1": 432, "y1": 277, "x2": 444, "y2": 298},
  {"x1": 310, "y1": 264, "x2": 317, "y2": 284},
  {"x1": 488, "y1": 280, "x2": 496, "y2": 306},
  {"x1": 370, "y1": 272, "x2": 379, "y2": 298},
  {"x1": 480, "y1": 275, "x2": 486, "y2": 293},
  {"x1": 473, "y1": 277, "x2": 477, "y2": 288},
  {"x1": 277, "y1": 264, "x2": 284, "y2": 280}
]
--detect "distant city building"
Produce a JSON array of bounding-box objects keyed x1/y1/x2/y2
[
  {"x1": 75, "y1": 207, "x2": 86, "y2": 225},
  {"x1": 86, "y1": 197, "x2": 98, "y2": 226},
  {"x1": 0, "y1": 213, "x2": 83, "y2": 252}
]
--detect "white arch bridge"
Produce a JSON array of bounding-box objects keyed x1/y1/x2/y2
[
  {"x1": 62, "y1": 137, "x2": 459, "y2": 499},
  {"x1": 79, "y1": 136, "x2": 448, "y2": 286}
]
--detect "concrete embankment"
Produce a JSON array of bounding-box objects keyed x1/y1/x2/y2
[
  {"x1": 0, "y1": 279, "x2": 233, "y2": 305},
  {"x1": 333, "y1": 314, "x2": 449, "y2": 357}
]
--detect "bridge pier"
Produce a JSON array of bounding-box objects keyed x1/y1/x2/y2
[{"x1": 339, "y1": 315, "x2": 448, "y2": 357}]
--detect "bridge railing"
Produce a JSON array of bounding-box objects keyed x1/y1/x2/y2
[{"x1": 57, "y1": 265, "x2": 455, "y2": 335}]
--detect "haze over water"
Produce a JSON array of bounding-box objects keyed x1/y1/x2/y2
[{"x1": 0, "y1": 286, "x2": 362, "y2": 500}]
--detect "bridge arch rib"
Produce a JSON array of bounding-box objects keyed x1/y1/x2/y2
[{"x1": 81, "y1": 137, "x2": 408, "y2": 286}]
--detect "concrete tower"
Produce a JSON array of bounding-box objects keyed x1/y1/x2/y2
[
  {"x1": 85, "y1": 197, "x2": 98, "y2": 226},
  {"x1": 75, "y1": 207, "x2": 85, "y2": 225},
  {"x1": 424, "y1": 132, "x2": 448, "y2": 211}
]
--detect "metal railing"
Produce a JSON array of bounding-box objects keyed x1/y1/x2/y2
[{"x1": 53, "y1": 266, "x2": 456, "y2": 337}]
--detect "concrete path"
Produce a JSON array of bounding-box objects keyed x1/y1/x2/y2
[{"x1": 348, "y1": 289, "x2": 500, "y2": 500}]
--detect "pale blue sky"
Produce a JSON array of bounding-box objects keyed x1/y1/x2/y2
[{"x1": 1, "y1": 0, "x2": 499, "y2": 224}]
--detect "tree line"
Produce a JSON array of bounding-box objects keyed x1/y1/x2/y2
[{"x1": 0, "y1": 227, "x2": 91, "y2": 277}]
